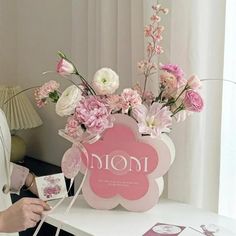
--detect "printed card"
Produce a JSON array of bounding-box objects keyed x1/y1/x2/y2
[
  {"x1": 189, "y1": 224, "x2": 236, "y2": 236},
  {"x1": 143, "y1": 222, "x2": 236, "y2": 236},
  {"x1": 35, "y1": 173, "x2": 68, "y2": 201},
  {"x1": 143, "y1": 223, "x2": 186, "y2": 236}
]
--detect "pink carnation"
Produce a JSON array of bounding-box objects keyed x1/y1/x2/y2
[
  {"x1": 75, "y1": 96, "x2": 113, "y2": 134},
  {"x1": 34, "y1": 88, "x2": 47, "y2": 108},
  {"x1": 65, "y1": 116, "x2": 84, "y2": 138},
  {"x1": 183, "y1": 90, "x2": 204, "y2": 112},
  {"x1": 106, "y1": 95, "x2": 123, "y2": 112},
  {"x1": 34, "y1": 80, "x2": 60, "y2": 108},
  {"x1": 37, "y1": 80, "x2": 60, "y2": 99},
  {"x1": 121, "y1": 88, "x2": 142, "y2": 113}
]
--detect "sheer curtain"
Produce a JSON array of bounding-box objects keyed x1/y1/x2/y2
[
  {"x1": 71, "y1": 0, "x2": 236, "y2": 216},
  {"x1": 71, "y1": 0, "x2": 145, "y2": 90},
  {"x1": 167, "y1": 0, "x2": 226, "y2": 213},
  {"x1": 167, "y1": 0, "x2": 236, "y2": 219},
  {"x1": 219, "y1": 0, "x2": 236, "y2": 219}
]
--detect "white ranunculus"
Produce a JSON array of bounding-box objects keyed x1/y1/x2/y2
[
  {"x1": 92, "y1": 68, "x2": 119, "y2": 95},
  {"x1": 56, "y1": 85, "x2": 82, "y2": 117}
]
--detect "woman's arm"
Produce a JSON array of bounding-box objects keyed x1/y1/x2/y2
[{"x1": 10, "y1": 163, "x2": 38, "y2": 195}]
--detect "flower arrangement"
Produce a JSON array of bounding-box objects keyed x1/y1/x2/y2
[{"x1": 34, "y1": 4, "x2": 203, "y2": 140}]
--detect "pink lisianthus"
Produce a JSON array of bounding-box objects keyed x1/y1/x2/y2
[
  {"x1": 132, "y1": 102, "x2": 172, "y2": 138},
  {"x1": 75, "y1": 96, "x2": 113, "y2": 134},
  {"x1": 160, "y1": 64, "x2": 186, "y2": 87},
  {"x1": 56, "y1": 58, "x2": 75, "y2": 76},
  {"x1": 183, "y1": 90, "x2": 204, "y2": 112},
  {"x1": 121, "y1": 88, "x2": 142, "y2": 113},
  {"x1": 187, "y1": 75, "x2": 202, "y2": 90}
]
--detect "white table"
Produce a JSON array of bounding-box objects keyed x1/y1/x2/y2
[{"x1": 45, "y1": 196, "x2": 236, "y2": 236}]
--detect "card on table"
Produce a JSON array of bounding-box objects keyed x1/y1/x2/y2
[
  {"x1": 143, "y1": 223, "x2": 186, "y2": 236},
  {"x1": 35, "y1": 173, "x2": 68, "y2": 201},
  {"x1": 143, "y1": 222, "x2": 235, "y2": 236}
]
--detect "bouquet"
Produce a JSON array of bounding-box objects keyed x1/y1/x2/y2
[
  {"x1": 34, "y1": 4, "x2": 203, "y2": 142},
  {"x1": 25, "y1": 6, "x2": 204, "y2": 235}
]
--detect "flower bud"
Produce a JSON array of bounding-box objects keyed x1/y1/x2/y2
[{"x1": 56, "y1": 58, "x2": 75, "y2": 76}]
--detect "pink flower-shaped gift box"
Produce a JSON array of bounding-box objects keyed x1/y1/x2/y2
[{"x1": 62, "y1": 114, "x2": 175, "y2": 212}]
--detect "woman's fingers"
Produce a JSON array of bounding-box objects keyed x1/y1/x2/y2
[
  {"x1": 30, "y1": 205, "x2": 44, "y2": 215},
  {"x1": 26, "y1": 198, "x2": 51, "y2": 210},
  {"x1": 30, "y1": 213, "x2": 41, "y2": 223}
]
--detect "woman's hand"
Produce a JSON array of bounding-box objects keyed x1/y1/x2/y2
[{"x1": 0, "y1": 198, "x2": 50, "y2": 233}]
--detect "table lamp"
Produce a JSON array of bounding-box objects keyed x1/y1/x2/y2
[{"x1": 0, "y1": 86, "x2": 43, "y2": 162}]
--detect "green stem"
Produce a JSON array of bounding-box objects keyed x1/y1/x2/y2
[
  {"x1": 3, "y1": 86, "x2": 41, "y2": 105},
  {"x1": 142, "y1": 75, "x2": 148, "y2": 101},
  {"x1": 75, "y1": 72, "x2": 96, "y2": 96},
  {"x1": 62, "y1": 55, "x2": 96, "y2": 96},
  {"x1": 174, "y1": 85, "x2": 188, "y2": 103},
  {"x1": 171, "y1": 104, "x2": 184, "y2": 117}
]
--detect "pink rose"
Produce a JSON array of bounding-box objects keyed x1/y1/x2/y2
[
  {"x1": 56, "y1": 58, "x2": 75, "y2": 76},
  {"x1": 187, "y1": 75, "x2": 202, "y2": 90},
  {"x1": 183, "y1": 90, "x2": 204, "y2": 112}
]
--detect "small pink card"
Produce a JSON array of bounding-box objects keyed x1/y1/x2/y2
[
  {"x1": 143, "y1": 223, "x2": 235, "y2": 236},
  {"x1": 35, "y1": 173, "x2": 68, "y2": 201},
  {"x1": 143, "y1": 223, "x2": 186, "y2": 236}
]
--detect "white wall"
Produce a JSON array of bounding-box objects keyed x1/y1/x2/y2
[
  {"x1": 0, "y1": 0, "x2": 17, "y2": 85},
  {"x1": 16, "y1": 0, "x2": 73, "y2": 166}
]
